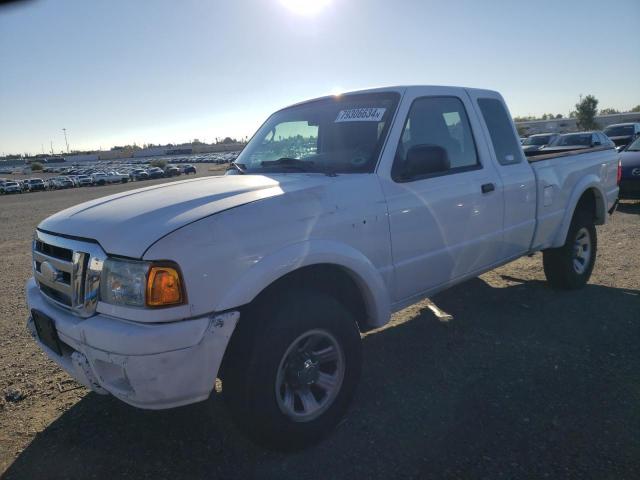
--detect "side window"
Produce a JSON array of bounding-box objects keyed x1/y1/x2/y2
[
  {"x1": 393, "y1": 96, "x2": 479, "y2": 181},
  {"x1": 594, "y1": 133, "x2": 603, "y2": 145},
  {"x1": 477, "y1": 98, "x2": 524, "y2": 165}
]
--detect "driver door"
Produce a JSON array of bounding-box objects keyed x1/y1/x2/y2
[{"x1": 378, "y1": 88, "x2": 504, "y2": 303}]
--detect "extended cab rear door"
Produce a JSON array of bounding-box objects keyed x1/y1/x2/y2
[
  {"x1": 466, "y1": 89, "x2": 537, "y2": 259},
  {"x1": 376, "y1": 86, "x2": 505, "y2": 304}
]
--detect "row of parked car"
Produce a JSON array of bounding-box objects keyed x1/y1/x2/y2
[
  {"x1": 518, "y1": 122, "x2": 640, "y2": 200},
  {"x1": 0, "y1": 164, "x2": 197, "y2": 195},
  {"x1": 519, "y1": 122, "x2": 640, "y2": 154}
]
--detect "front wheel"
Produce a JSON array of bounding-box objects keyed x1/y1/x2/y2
[
  {"x1": 543, "y1": 210, "x2": 597, "y2": 289},
  {"x1": 222, "y1": 290, "x2": 362, "y2": 450}
]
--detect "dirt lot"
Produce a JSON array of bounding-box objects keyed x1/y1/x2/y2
[{"x1": 1, "y1": 175, "x2": 639, "y2": 479}]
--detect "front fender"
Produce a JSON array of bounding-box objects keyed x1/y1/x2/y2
[
  {"x1": 214, "y1": 239, "x2": 392, "y2": 328},
  {"x1": 551, "y1": 176, "x2": 607, "y2": 248}
]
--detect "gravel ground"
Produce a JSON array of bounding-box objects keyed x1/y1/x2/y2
[{"x1": 0, "y1": 176, "x2": 638, "y2": 479}]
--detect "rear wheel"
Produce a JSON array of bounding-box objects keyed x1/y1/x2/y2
[
  {"x1": 543, "y1": 210, "x2": 597, "y2": 289},
  {"x1": 222, "y1": 290, "x2": 362, "y2": 450}
]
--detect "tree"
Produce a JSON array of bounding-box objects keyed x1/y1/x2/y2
[
  {"x1": 574, "y1": 95, "x2": 599, "y2": 130},
  {"x1": 600, "y1": 108, "x2": 619, "y2": 115},
  {"x1": 31, "y1": 162, "x2": 43, "y2": 171},
  {"x1": 150, "y1": 159, "x2": 167, "y2": 169},
  {"x1": 631, "y1": 105, "x2": 640, "y2": 113}
]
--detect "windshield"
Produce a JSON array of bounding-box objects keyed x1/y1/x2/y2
[
  {"x1": 626, "y1": 136, "x2": 640, "y2": 151},
  {"x1": 523, "y1": 135, "x2": 552, "y2": 146},
  {"x1": 553, "y1": 134, "x2": 591, "y2": 146},
  {"x1": 235, "y1": 92, "x2": 400, "y2": 174},
  {"x1": 604, "y1": 125, "x2": 634, "y2": 136}
]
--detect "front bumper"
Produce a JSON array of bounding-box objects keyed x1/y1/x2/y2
[{"x1": 26, "y1": 277, "x2": 238, "y2": 409}]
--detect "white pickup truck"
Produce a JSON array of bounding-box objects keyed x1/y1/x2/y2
[{"x1": 26, "y1": 86, "x2": 619, "y2": 448}]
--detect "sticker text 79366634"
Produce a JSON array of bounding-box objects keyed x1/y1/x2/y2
[{"x1": 335, "y1": 107, "x2": 386, "y2": 123}]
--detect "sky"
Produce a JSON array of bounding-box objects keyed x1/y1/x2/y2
[{"x1": 0, "y1": 0, "x2": 639, "y2": 155}]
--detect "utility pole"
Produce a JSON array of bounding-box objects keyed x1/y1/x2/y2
[
  {"x1": 62, "y1": 128, "x2": 69, "y2": 153},
  {"x1": 50, "y1": 141, "x2": 54, "y2": 156}
]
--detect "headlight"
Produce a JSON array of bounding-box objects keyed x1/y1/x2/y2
[{"x1": 100, "y1": 258, "x2": 184, "y2": 308}]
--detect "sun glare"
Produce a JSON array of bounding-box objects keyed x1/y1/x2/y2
[{"x1": 279, "y1": 0, "x2": 331, "y2": 16}]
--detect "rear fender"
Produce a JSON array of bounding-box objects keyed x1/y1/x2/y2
[{"x1": 551, "y1": 177, "x2": 607, "y2": 248}]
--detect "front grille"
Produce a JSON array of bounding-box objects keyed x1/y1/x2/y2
[{"x1": 32, "y1": 230, "x2": 106, "y2": 317}]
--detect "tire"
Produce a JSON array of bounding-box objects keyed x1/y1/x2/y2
[
  {"x1": 222, "y1": 289, "x2": 362, "y2": 450},
  {"x1": 543, "y1": 209, "x2": 597, "y2": 289}
]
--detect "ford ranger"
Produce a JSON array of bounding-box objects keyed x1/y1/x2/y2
[{"x1": 26, "y1": 86, "x2": 620, "y2": 448}]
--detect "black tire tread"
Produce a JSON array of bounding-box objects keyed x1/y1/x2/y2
[
  {"x1": 543, "y1": 209, "x2": 597, "y2": 290},
  {"x1": 221, "y1": 289, "x2": 362, "y2": 450}
]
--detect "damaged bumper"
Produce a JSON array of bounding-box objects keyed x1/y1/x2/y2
[{"x1": 26, "y1": 277, "x2": 238, "y2": 410}]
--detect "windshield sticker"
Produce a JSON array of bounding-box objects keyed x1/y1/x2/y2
[{"x1": 335, "y1": 108, "x2": 386, "y2": 122}]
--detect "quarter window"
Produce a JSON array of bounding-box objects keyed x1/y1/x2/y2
[{"x1": 477, "y1": 98, "x2": 524, "y2": 165}]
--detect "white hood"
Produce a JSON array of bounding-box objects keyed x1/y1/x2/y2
[{"x1": 38, "y1": 174, "x2": 332, "y2": 258}]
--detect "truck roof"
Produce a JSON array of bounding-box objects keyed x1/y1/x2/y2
[
  {"x1": 605, "y1": 122, "x2": 639, "y2": 127},
  {"x1": 281, "y1": 85, "x2": 501, "y2": 111}
]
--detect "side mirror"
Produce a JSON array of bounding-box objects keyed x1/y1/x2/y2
[
  {"x1": 592, "y1": 141, "x2": 601, "y2": 147},
  {"x1": 402, "y1": 144, "x2": 450, "y2": 179}
]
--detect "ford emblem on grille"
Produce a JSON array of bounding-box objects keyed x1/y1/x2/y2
[{"x1": 40, "y1": 261, "x2": 61, "y2": 283}]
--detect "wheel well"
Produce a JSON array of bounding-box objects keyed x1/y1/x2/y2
[
  {"x1": 575, "y1": 188, "x2": 604, "y2": 225},
  {"x1": 251, "y1": 264, "x2": 373, "y2": 333}
]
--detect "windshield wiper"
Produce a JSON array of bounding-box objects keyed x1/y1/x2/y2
[
  {"x1": 261, "y1": 157, "x2": 314, "y2": 172},
  {"x1": 228, "y1": 161, "x2": 247, "y2": 174}
]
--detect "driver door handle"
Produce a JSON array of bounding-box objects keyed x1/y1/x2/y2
[{"x1": 481, "y1": 183, "x2": 495, "y2": 194}]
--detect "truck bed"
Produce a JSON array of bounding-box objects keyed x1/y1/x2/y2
[
  {"x1": 528, "y1": 146, "x2": 619, "y2": 251},
  {"x1": 525, "y1": 145, "x2": 613, "y2": 162}
]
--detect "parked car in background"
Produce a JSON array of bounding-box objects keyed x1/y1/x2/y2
[
  {"x1": 91, "y1": 172, "x2": 109, "y2": 185},
  {"x1": 17, "y1": 180, "x2": 29, "y2": 192},
  {"x1": 1, "y1": 181, "x2": 22, "y2": 194},
  {"x1": 521, "y1": 133, "x2": 560, "y2": 154},
  {"x1": 147, "y1": 167, "x2": 164, "y2": 179},
  {"x1": 67, "y1": 176, "x2": 81, "y2": 188},
  {"x1": 130, "y1": 169, "x2": 149, "y2": 181},
  {"x1": 182, "y1": 164, "x2": 197, "y2": 174},
  {"x1": 618, "y1": 136, "x2": 640, "y2": 199},
  {"x1": 77, "y1": 175, "x2": 93, "y2": 186},
  {"x1": 105, "y1": 171, "x2": 130, "y2": 183},
  {"x1": 164, "y1": 165, "x2": 181, "y2": 177},
  {"x1": 536, "y1": 131, "x2": 614, "y2": 155},
  {"x1": 50, "y1": 176, "x2": 75, "y2": 189},
  {"x1": 25, "y1": 178, "x2": 47, "y2": 192},
  {"x1": 603, "y1": 123, "x2": 640, "y2": 150}
]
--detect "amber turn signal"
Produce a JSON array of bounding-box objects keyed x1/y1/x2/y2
[{"x1": 146, "y1": 266, "x2": 184, "y2": 307}]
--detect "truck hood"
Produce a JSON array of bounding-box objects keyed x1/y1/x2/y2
[{"x1": 38, "y1": 174, "x2": 330, "y2": 258}]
